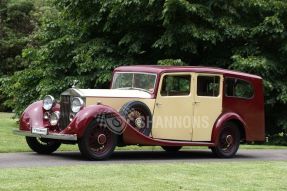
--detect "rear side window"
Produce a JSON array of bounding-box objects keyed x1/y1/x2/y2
[
  {"x1": 197, "y1": 76, "x2": 220, "y2": 97},
  {"x1": 161, "y1": 75, "x2": 191, "y2": 96},
  {"x1": 225, "y1": 78, "x2": 254, "y2": 99}
]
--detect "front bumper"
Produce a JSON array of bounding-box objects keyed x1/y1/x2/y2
[{"x1": 13, "y1": 129, "x2": 77, "y2": 141}]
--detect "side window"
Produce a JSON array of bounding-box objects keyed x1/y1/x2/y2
[
  {"x1": 225, "y1": 78, "x2": 254, "y2": 99},
  {"x1": 197, "y1": 76, "x2": 220, "y2": 97},
  {"x1": 161, "y1": 75, "x2": 191, "y2": 96}
]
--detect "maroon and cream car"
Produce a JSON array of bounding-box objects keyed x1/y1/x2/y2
[{"x1": 14, "y1": 66, "x2": 265, "y2": 160}]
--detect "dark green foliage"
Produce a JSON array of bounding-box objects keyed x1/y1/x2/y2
[
  {"x1": 1, "y1": 0, "x2": 287, "y2": 138},
  {"x1": 0, "y1": 0, "x2": 35, "y2": 75},
  {"x1": 0, "y1": 0, "x2": 35, "y2": 111}
]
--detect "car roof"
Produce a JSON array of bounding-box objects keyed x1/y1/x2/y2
[{"x1": 114, "y1": 65, "x2": 262, "y2": 80}]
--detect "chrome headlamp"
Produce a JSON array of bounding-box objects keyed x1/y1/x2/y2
[
  {"x1": 71, "y1": 97, "x2": 84, "y2": 113},
  {"x1": 49, "y1": 111, "x2": 60, "y2": 126},
  {"x1": 43, "y1": 95, "x2": 55, "y2": 111}
]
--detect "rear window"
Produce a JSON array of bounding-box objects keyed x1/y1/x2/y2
[{"x1": 225, "y1": 78, "x2": 254, "y2": 99}]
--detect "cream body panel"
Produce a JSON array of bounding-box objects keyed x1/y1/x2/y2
[
  {"x1": 86, "y1": 97, "x2": 155, "y2": 112},
  {"x1": 192, "y1": 73, "x2": 223, "y2": 141},
  {"x1": 152, "y1": 73, "x2": 194, "y2": 141}
]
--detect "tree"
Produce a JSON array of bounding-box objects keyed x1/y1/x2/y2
[
  {"x1": 0, "y1": 0, "x2": 35, "y2": 111},
  {"x1": 2, "y1": 0, "x2": 287, "y2": 139}
]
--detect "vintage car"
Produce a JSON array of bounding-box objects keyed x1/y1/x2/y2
[{"x1": 14, "y1": 65, "x2": 265, "y2": 160}]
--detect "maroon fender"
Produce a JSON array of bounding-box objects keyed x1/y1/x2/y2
[
  {"x1": 61, "y1": 104, "x2": 123, "y2": 138},
  {"x1": 20, "y1": 101, "x2": 60, "y2": 132},
  {"x1": 211, "y1": 112, "x2": 247, "y2": 145}
]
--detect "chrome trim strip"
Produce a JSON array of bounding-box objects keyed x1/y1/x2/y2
[{"x1": 13, "y1": 129, "x2": 77, "y2": 141}]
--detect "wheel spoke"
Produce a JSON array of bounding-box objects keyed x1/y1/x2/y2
[{"x1": 88, "y1": 127, "x2": 113, "y2": 154}]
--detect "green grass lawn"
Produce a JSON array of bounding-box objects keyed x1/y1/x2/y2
[
  {"x1": 0, "y1": 161, "x2": 286, "y2": 191},
  {"x1": 0, "y1": 112, "x2": 286, "y2": 153},
  {"x1": 0, "y1": 112, "x2": 78, "y2": 152},
  {"x1": 0, "y1": 112, "x2": 286, "y2": 191},
  {"x1": 0, "y1": 113, "x2": 28, "y2": 152}
]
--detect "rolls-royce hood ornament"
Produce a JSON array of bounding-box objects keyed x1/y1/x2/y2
[{"x1": 72, "y1": 80, "x2": 79, "y2": 88}]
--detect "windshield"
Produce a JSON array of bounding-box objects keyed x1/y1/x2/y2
[{"x1": 112, "y1": 72, "x2": 157, "y2": 93}]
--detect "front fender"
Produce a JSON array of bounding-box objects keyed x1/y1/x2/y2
[
  {"x1": 20, "y1": 101, "x2": 60, "y2": 131},
  {"x1": 211, "y1": 112, "x2": 247, "y2": 145},
  {"x1": 61, "y1": 104, "x2": 122, "y2": 138}
]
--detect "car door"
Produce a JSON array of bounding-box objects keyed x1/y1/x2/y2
[
  {"x1": 152, "y1": 73, "x2": 194, "y2": 141},
  {"x1": 192, "y1": 73, "x2": 223, "y2": 141}
]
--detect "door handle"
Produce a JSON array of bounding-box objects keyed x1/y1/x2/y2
[
  {"x1": 194, "y1": 101, "x2": 200, "y2": 104},
  {"x1": 156, "y1": 103, "x2": 162, "y2": 107}
]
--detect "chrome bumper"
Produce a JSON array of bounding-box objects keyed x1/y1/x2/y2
[{"x1": 13, "y1": 129, "x2": 77, "y2": 141}]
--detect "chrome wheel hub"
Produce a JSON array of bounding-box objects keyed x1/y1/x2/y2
[
  {"x1": 97, "y1": 134, "x2": 107, "y2": 145},
  {"x1": 226, "y1": 135, "x2": 233, "y2": 147},
  {"x1": 135, "y1": 117, "x2": 144, "y2": 129}
]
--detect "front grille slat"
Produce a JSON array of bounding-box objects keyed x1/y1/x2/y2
[{"x1": 59, "y1": 95, "x2": 71, "y2": 130}]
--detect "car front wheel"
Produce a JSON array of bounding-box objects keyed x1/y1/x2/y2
[
  {"x1": 26, "y1": 137, "x2": 61, "y2": 154},
  {"x1": 211, "y1": 122, "x2": 240, "y2": 158},
  {"x1": 78, "y1": 120, "x2": 118, "y2": 160}
]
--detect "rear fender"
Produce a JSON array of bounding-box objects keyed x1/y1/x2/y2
[{"x1": 211, "y1": 112, "x2": 247, "y2": 145}]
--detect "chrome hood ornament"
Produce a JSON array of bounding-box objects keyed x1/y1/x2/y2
[{"x1": 72, "y1": 80, "x2": 79, "y2": 88}]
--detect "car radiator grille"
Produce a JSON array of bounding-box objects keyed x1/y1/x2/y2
[{"x1": 59, "y1": 95, "x2": 71, "y2": 130}]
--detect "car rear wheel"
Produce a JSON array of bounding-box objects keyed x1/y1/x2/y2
[
  {"x1": 161, "y1": 146, "x2": 182, "y2": 152},
  {"x1": 119, "y1": 101, "x2": 152, "y2": 136},
  {"x1": 211, "y1": 122, "x2": 240, "y2": 158},
  {"x1": 26, "y1": 137, "x2": 61, "y2": 154},
  {"x1": 78, "y1": 120, "x2": 118, "y2": 160}
]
